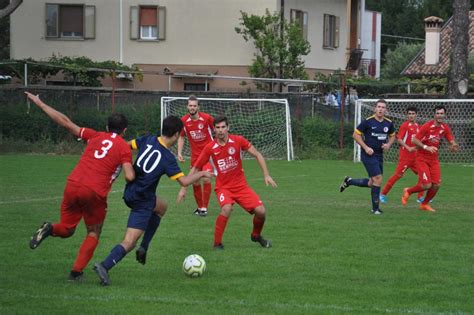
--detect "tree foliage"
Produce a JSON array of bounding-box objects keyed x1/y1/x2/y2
[
  {"x1": 380, "y1": 42, "x2": 423, "y2": 79},
  {"x1": 0, "y1": 56, "x2": 142, "y2": 86},
  {"x1": 235, "y1": 9, "x2": 310, "y2": 91}
]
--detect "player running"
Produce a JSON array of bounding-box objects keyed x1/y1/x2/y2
[
  {"x1": 339, "y1": 99, "x2": 396, "y2": 215},
  {"x1": 178, "y1": 116, "x2": 277, "y2": 249},
  {"x1": 25, "y1": 91, "x2": 135, "y2": 281},
  {"x1": 401, "y1": 105, "x2": 459, "y2": 212},
  {"x1": 380, "y1": 107, "x2": 424, "y2": 203},
  {"x1": 93, "y1": 116, "x2": 211, "y2": 286},
  {"x1": 177, "y1": 95, "x2": 214, "y2": 216}
]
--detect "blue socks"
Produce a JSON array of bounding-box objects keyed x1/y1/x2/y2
[
  {"x1": 140, "y1": 214, "x2": 161, "y2": 251},
  {"x1": 348, "y1": 178, "x2": 370, "y2": 187},
  {"x1": 371, "y1": 185, "x2": 381, "y2": 210},
  {"x1": 102, "y1": 244, "x2": 127, "y2": 271}
]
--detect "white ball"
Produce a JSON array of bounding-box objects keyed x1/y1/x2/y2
[{"x1": 182, "y1": 254, "x2": 206, "y2": 278}]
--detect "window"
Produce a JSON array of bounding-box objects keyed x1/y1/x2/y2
[
  {"x1": 323, "y1": 14, "x2": 340, "y2": 49},
  {"x1": 290, "y1": 9, "x2": 308, "y2": 40},
  {"x1": 46, "y1": 4, "x2": 95, "y2": 39},
  {"x1": 130, "y1": 6, "x2": 166, "y2": 40},
  {"x1": 184, "y1": 83, "x2": 208, "y2": 91}
]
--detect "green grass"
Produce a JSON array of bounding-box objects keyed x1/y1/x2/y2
[{"x1": 0, "y1": 155, "x2": 473, "y2": 314}]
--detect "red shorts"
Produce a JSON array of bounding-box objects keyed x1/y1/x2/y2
[
  {"x1": 60, "y1": 181, "x2": 107, "y2": 228},
  {"x1": 215, "y1": 186, "x2": 263, "y2": 212},
  {"x1": 416, "y1": 158, "x2": 441, "y2": 185},
  {"x1": 394, "y1": 158, "x2": 418, "y2": 176}
]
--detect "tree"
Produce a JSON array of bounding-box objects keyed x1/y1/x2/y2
[
  {"x1": 380, "y1": 42, "x2": 423, "y2": 79},
  {"x1": 447, "y1": 0, "x2": 470, "y2": 98},
  {"x1": 0, "y1": 0, "x2": 22, "y2": 19},
  {"x1": 235, "y1": 9, "x2": 310, "y2": 91}
]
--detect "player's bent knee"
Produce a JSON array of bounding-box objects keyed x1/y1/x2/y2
[
  {"x1": 422, "y1": 183, "x2": 432, "y2": 190},
  {"x1": 253, "y1": 206, "x2": 266, "y2": 217},
  {"x1": 220, "y1": 205, "x2": 233, "y2": 217}
]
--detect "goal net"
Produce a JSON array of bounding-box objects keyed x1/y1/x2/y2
[
  {"x1": 161, "y1": 97, "x2": 294, "y2": 160},
  {"x1": 354, "y1": 99, "x2": 474, "y2": 164}
]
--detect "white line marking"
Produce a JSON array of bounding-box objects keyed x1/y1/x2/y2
[{"x1": 0, "y1": 289, "x2": 466, "y2": 315}]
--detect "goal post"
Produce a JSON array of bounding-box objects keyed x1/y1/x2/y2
[
  {"x1": 354, "y1": 99, "x2": 474, "y2": 164},
  {"x1": 161, "y1": 97, "x2": 294, "y2": 161}
]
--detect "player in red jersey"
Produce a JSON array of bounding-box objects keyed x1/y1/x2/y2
[
  {"x1": 25, "y1": 92, "x2": 135, "y2": 281},
  {"x1": 177, "y1": 95, "x2": 215, "y2": 216},
  {"x1": 178, "y1": 116, "x2": 277, "y2": 249},
  {"x1": 401, "y1": 105, "x2": 459, "y2": 212},
  {"x1": 380, "y1": 107, "x2": 424, "y2": 203}
]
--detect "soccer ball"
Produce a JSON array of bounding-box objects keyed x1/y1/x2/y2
[{"x1": 182, "y1": 254, "x2": 206, "y2": 278}]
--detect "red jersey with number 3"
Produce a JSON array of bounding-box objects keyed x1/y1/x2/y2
[
  {"x1": 397, "y1": 121, "x2": 419, "y2": 160},
  {"x1": 67, "y1": 128, "x2": 132, "y2": 197},
  {"x1": 195, "y1": 134, "x2": 251, "y2": 190},
  {"x1": 415, "y1": 120, "x2": 454, "y2": 161},
  {"x1": 181, "y1": 113, "x2": 214, "y2": 164}
]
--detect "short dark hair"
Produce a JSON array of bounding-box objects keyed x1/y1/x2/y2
[
  {"x1": 406, "y1": 106, "x2": 417, "y2": 113},
  {"x1": 188, "y1": 94, "x2": 198, "y2": 102},
  {"x1": 375, "y1": 99, "x2": 387, "y2": 106},
  {"x1": 214, "y1": 115, "x2": 228, "y2": 126},
  {"x1": 107, "y1": 113, "x2": 128, "y2": 134},
  {"x1": 161, "y1": 115, "x2": 183, "y2": 137},
  {"x1": 435, "y1": 105, "x2": 446, "y2": 113}
]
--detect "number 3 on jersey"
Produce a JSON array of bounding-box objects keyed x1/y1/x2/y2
[
  {"x1": 94, "y1": 140, "x2": 113, "y2": 159},
  {"x1": 136, "y1": 144, "x2": 162, "y2": 173}
]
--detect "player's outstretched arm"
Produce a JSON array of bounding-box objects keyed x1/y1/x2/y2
[
  {"x1": 449, "y1": 140, "x2": 460, "y2": 152},
  {"x1": 25, "y1": 92, "x2": 80, "y2": 137},
  {"x1": 122, "y1": 162, "x2": 135, "y2": 182},
  {"x1": 177, "y1": 135, "x2": 185, "y2": 163},
  {"x1": 246, "y1": 145, "x2": 277, "y2": 187},
  {"x1": 412, "y1": 137, "x2": 437, "y2": 153}
]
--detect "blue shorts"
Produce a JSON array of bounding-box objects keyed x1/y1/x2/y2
[
  {"x1": 361, "y1": 152, "x2": 383, "y2": 177},
  {"x1": 124, "y1": 198, "x2": 156, "y2": 230}
]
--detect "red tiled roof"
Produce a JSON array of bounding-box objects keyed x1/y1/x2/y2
[{"x1": 402, "y1": 11, "x2": 474, "y2": 77}]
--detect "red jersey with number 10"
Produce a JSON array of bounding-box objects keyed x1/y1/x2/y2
[
  {"x1": 67, "y1": 127, "x2": 132, "y2": 198},
  {"x1": 415, "y1": 120, "x2": 454, "y2": 161},
  {"x1": 397, "y1": 121, "x2": 419, "y2": 160},
  {"x1": 195, "y1": 134, "x2": 251, "y2": 190},
  {"x1": 181, "y1": 112, "x2": 214, "y2": 164}
]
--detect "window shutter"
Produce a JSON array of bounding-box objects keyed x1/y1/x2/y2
[
  {"x1": 323, "y1": 14, "x2": 329, "y2": 47},
  {"x1": 45, "y1": 4, "x2": 59, "y2": 37},
  {"x1": 158, "y1": 6, "x2": 166, "y2": 40},
  {"x1": 84, "y1": 6, "x2": 95, "y2": 39},
  {"x1": 334, "y1": 16, "x2": 340, "y2": 48},
  {"x1": 130, "y1": 6, "x2": 139, "y2": 39},
  {"x1": 303, "y1": 12, "x2": 308, "y2": 40}
]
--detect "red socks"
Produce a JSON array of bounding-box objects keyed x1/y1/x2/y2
[
  {"x1": 407, "y1": 183, "x2": 424, "y2": 194},
  {"x1": 422, "y1": 187, "x2": 438, "y2": 205},
  {"x1": 193, "y1": 184, "x2": 203, "y2": 208},
  {"x1": 202, "y1": 183, "x2": 212, "y2": 209},
  {"x1": 252, "y1": 216, "x2": 265, "y2": 238},
  {"x1": 72, "y1": 235, "x2": 99, "y2": 272},
  {"x1": 52, "y1": 223, "x2": 73, "y2": 238},
  {"x1": 214, "y1": 215, "x2": 229, "y2": 246}
]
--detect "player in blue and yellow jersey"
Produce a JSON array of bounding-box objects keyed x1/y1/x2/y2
[
  {"x1": 339, "y1": 99, "x2": 396, "y2": 214},
  {"x1": 93, "y1": 116, "x2": 211, "y2": 286}
]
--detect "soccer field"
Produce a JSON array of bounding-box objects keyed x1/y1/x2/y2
[{"x1": 0, "y1": 155, "x2": 472, "y2": 314}]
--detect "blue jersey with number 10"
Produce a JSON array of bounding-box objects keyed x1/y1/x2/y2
[{"x1": 124, "y1": 136, "x2": 184, "y2": 204}]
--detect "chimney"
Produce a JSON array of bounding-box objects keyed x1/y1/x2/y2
[{"x1": 424, "y1": 16, "x2": 444, "y2": 65}]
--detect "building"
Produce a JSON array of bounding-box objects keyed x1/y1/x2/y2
[
  {"x1": 402, "y1": 11, "x2": 474, "y2": 78},
  {"x1": 10, "y1": 0, "x2": 378, "y2": 91}
]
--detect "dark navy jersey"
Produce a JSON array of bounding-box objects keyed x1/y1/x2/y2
[
  {"x1": 124, "y1": 136, "x2": 184, "y2": 204},
  {"x1": 355, "y1": 116, "x2": 395, "y2": 154}
]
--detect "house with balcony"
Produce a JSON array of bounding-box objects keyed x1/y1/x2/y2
[{"x1": 10, "y1": 0, "x2": 379, "y2": 91}]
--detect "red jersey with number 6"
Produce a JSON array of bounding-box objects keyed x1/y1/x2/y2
[
  {"x1": 180, "y1": 113, "x2": 214, "y2": 164},
  {"x1": 67, "y1": 127, "x2": 132, "y2": 198},
  {"x1": 415, "y1": 120, "x2": 454, "y2": 161},
  {"x1": 195, "y1": 134, "x2": 251, "y2": 190},
  {"x1": 397, "y1": 121, "x2": 419, "y2": 160}
]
